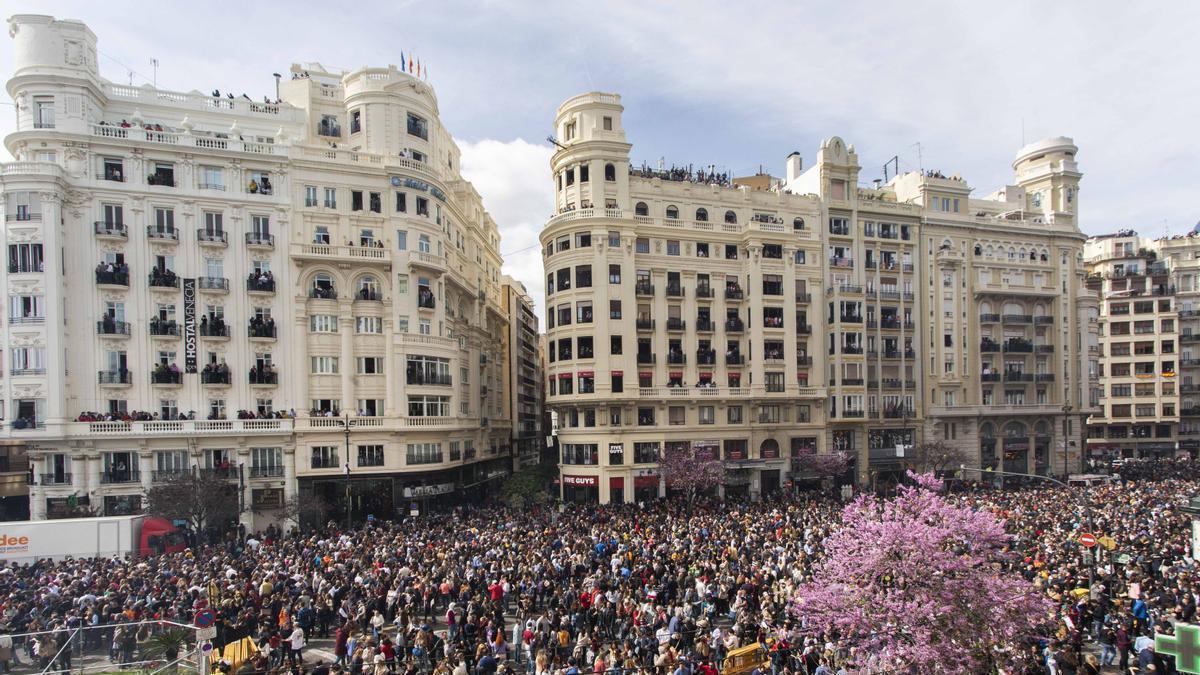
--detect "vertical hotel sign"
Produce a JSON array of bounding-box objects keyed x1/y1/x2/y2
[{"x1": 183, "y1": 278, "x2": 197, "y2": 373}]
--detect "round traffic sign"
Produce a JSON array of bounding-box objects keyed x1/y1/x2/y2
[
  {"x1": 195, "y1": 609, "x2": 215, "y2": 628},
  {"x1": 200, "y1": 642, "x2": 213, "y2": 654},
  {"x1": 1079, "y1": 533, "x2": 1098, "y2": 548}
]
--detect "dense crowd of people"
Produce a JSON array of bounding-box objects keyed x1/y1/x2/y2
[
  {"x1": 629, "y1": 163, "x2": 731, "y2": 187},
  {"x1": 1, "y1": 461, "x2": 1198, "y2": 674}
]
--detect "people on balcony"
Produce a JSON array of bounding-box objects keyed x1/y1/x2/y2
[
  {"x1": 249, "y1": 269, "x2": 275, "y2": 290},
  {"x1": 249, "y1": 315, "x2": 276, "y2": 337},
  {"x1": 150, "y1": 266, "x2": 178, "y2": 286},
  {"x1": 95, "y1": 261, "x2": 129, "y2": 285},
  {"x1": 77, "y1": 409, "x2": 196, "y2": 422},
  {"x1": 249, "y1": 364, "x2": 278, "y2": 384}
]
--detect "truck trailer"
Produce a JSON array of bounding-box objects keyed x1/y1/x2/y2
[{"x1": 0, "y1": 515, "x2": 185, "y2": 562}]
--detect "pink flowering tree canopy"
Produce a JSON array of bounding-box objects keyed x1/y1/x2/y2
[
  {"x1": 790, "y1": 471, "x2": 1049, "y2": 673},
  {"x1": 659, "y1": 446, "x2": 724, "y2": 502},
  {"x1": 792, "y1": 448, "x2": 850, "y2": 478}
]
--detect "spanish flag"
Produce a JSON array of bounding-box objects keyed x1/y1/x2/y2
[
  {"x1": 416, "y1": 60, "x2": 421, "y2": 78},
  {"x1": 408, "y1": 55, "x2": 414, "y2": 73}
]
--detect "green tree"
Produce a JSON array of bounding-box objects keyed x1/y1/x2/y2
[
  {"x1": 145, "y1": 472, "x2": 239, "y2": 539},
  {"x1": 501, "y1": 464, "x2": 556, "y2": 507}
]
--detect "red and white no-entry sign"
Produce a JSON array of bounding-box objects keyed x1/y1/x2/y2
[{"x1": 1078, "y1": 533, "x2": 1098, "y2": 548}]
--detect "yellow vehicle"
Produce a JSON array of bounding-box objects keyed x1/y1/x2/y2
[{"x1": 722, "y1": 642, "x2": 770, "y2": 675}]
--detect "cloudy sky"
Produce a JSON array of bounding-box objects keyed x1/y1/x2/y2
[{"x1": 3, "y1": 1, "x2": 1198, "y2": 320}]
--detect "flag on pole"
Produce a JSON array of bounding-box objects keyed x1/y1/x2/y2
[
  {"x1": 409, "y1": 55, "x2": 414, "y2": 73},
  {"x1": 417, "y1": 60, "x2": 421, "y2": 78},
  {"x1": 400, "y1": 52, "x2": 406, "y2": 72}
]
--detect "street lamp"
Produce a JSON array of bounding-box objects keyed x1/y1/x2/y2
[
  {"x1": 341, "y1": 412, "x2": 354, "y2": 530},
  {"x1": 1061, "y1": 404, "x2": 1074, "y2": 480}
]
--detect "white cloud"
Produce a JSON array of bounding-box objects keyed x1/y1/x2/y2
[{"x1": 457, "y1": 137, "x2": 554, "y2": 323}]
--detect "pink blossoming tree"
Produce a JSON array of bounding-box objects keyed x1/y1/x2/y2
[
  {"x1": 790, "y1": 471, "x2": 1049, "y2": 673},
  {"x1": 792, "y1": 448, "x2": 850, "y2": 478},
  {"x1": 659, "y1": 446, "x2": 724, "y2": 503}
]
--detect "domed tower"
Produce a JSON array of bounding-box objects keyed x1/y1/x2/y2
[
  {"x1": 550, "y1": 92, "x2": 631, "y2": 213},
  {"x1": 1012, "y1": 137, "x2": 1081, "y2": 229},
  {"x1": 6, "y1": 15, "x2": 102, "y2": 138}
]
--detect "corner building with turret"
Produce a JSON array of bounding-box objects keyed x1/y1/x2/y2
[
  {"x1": 542, "y1": 92, "x2": 1098, "y2": 502},
  {"x1": 1, "y1": 15, "x2": 520, "y2": 527}
]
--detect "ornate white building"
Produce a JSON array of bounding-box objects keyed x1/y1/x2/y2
[
  {"x1": 542, "y1": 93, "x2": 1098, "y2": 503},
  {"x1": 2, "y1": 15, "x2": 516, "y2": 527}
]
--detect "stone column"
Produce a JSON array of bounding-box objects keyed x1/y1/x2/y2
[
  {"x1": 138, "y1": 451, "x2": 153, "y2": 491},
  {"x1": 237, "y1": 446, "x2": 253, "y2": 530},
  {"x1": 283, "y1": 446, "x2": 297, "y2": 502},
  {"x1": 340, "y1": 315, "x2": 355, "y2": 413}
]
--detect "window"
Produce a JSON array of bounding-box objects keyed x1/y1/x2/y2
[
  {"x1": 311, "y1": 446, "x2": 339, "y2": 470},
  {"x1": 609, "y1": 300, "x2": 622, "y2": 320},
  {"x1": 406, "y1": 356, "x2": 451, "y2": 385},
  {"x1": 636, "y1": 237, "x2": 650, "y2": 253},
  {"x1": 350, "y1": 109, "x2": 362, "y2": 134},
  {"x1": 310, "y1": 356, "x2": 339, "y2": 374},
  {"x1": 33, "y1": 96, "x2": 54, "y2": 128},
  {"x1": 357, "y1": 357, "x2": 384, "y2": 374},
  {"x1": 667, "y1": 240, "x2": 680, "y2": 256},
  {"x1": 352, "y1": 190, "x2": 364, "y2": 211},
  {"x1": 699, "y1": 406, "x2": 715, "y2": 425},
  {"x1": 407, "y1": 113, "x2": 428, "y2": 140},
  {"x1": 610, "y1": 335, "x2": 623, "y2": 355},
  {"x1": 416, "y1": 197, "x2": 429, "y2": 216},
  {"x1": 351, "y1": 313, "x2": 385, "y2": 335},
  {"x1": 324, "y1": 187, "x2": 337, "y2": 209},
  {"x1": 199, "y1": 165, "x2": 222, "y2": 190},
  {"x1": 407, "y1": 395, "x2": 450, "y2": 417},
  {"x1": 728, "y1": 406, "x2": 743, "y2": 424},
  {"x1": 576, "y1": 301, "x2": 593, "y2": 324},
  {"x1": 7, "y1": 244, "x2": 43, "y2": 274},
  {"x1": 357, "y1": 444, "x2": 385, "y2": 467},
  {"x1": 310, "y1": 314, "x2": 338, "y2": 332},
  {"x1": 576, "y1": 265, "x2": 592, "y2": 288}
]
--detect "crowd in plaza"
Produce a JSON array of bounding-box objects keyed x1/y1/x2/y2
[{"x1": 0, "y1": 460, "x2": 1198, "y2": 674}]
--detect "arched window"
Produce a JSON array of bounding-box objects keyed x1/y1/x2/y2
[
  {"x1": 635, "y1": 202, "x2": 648, "y2": 217},
  {"x1": 1003, "y1": 421, "x2": 1027, "y2": 438},
  {"x1": 793, "y1": 217, "x2": 805, "y2": 231},
  {"x1": 695, "y1": 208, "x2": 709, "y2": 222},
  {"x1": 724, "y1": 210, "x2": 737, "y2": 224},
  {"x1": 604, "y1": 163, "x2": 615, "y2": 182},
  {"x1": 985, "y1": 245, "x2": 994, "y2": 257},
  {"x1": 974, "y1": 244, "x2": 982, "y2": 256},
  {"x1": 1033, "y1": 420, "x2": 1050, "y2": 436},
  {"x1": 1029, "y1": 249, "x2": 1037, "y2": 261},
  {"x1": 1040, "y1": 249, "x2": 1049, "y2": 261},
  {"x1": 1008, "y1": 247, "x2": 1016, "y2": 260},
  {"x1": 979, "y1": 301, "x2": 993, "y2": 314},
  {"x1": 665, "y1": 205, "x2": 679, "y2": 220},
  {"x1": 1003, "y1": 301, "x2": 1024, "y2": 315},
  {"x1": 1033, "y1": 303, "x2": 1046, "y2": 317},
  {"x1": 311, "y1": 273, "x2": 336, "y2": 299},
  {"x1": 357, "y1": 275, "x2": 380, "y2": 300},
  {"x1": 979, "y1": 422, "x2": 995, "y2": 438},
  {"x1": 759, "y1": 438, "x2": 780, "y2": 458}
]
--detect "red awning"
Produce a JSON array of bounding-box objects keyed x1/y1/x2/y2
[
  {"x1": 610, "y1": 370, "x2": 623, "y2": 376},
  {"x1": 669, "y1": 371, "x2": 683, "y2": 378},
  {"x1": 578, "y1": 371, "x2": 594, "y2": 377},
  {"x1": 562, "y1": 475, "x2": 597, "y2": 487},
  {"x1": 609, "y1": 477, "x2": 625, "y2": 489},
  {"x1": 639, "y1": 371, "x2": 653, "y2": 377},
  {"x1": 699, "y1": 372, "x2": 713, "y2": 379},
  {"x1": 558, "y1": 373, "x2": 572, "y2": 379},
  {"x1": 634, "y1": 475, "x2": 659, "y2": 488}
]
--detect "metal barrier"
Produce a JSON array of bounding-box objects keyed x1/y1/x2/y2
[{"x1": 0, "y1": 620, "x2": 200, "y2": 675}]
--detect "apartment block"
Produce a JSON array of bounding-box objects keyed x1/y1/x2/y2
[
  {"x1": 543, "y1": 93, "x2": 1096, "y2": 502},
  {"x1": 1, "y1": 15, "x2": 515, "y2": 525}
]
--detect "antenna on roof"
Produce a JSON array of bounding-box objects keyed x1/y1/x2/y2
[
  {"x1": 151, "y1": 59, "x2": 158, "y2": 89},
  {"x1": 882, "y1": 156, "x2": 899, "y2": 182}
]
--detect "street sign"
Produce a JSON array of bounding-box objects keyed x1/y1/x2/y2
[
  {"x1": 1078, "y1": 532, "x2": 1098, "y2": 548},
  {"x1": 1156, "y1": 622, "x2": 1200, "y2": 674},
  {"x1": 1116, "y1": 553, "x2": 1133, "y2": 565},
  {"x1": 197, "y1": 626, "x2": 217, "y2": 641},
  {"x1": 195, "y1": 609, "x2": 215, "y2": 628},
  {"x1": 200, "y1": 641, "x2": 214, "y2": 654},
  {"x1": 1098, "y1": 535, "x2": 1117, "y2": 551}
]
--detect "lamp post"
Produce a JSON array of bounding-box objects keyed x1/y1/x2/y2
[
  {"x1": 341, "y1": 412, "x2": 354, "y2": 531},
  {"x1": 1062, "y1": 404, "x2": 1074, "y2": 480}
]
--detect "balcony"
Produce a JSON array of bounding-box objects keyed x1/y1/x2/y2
[
  {"x1": 39, "y1": 473, "x2": 71, "y2": 486},
  {"x1": 1035, "y1": 373, "x2": 1056, "y2": 382},
  {"x1": 842, "y1": 346, "x2": 864, "y2": 355},
  {"x1": 152, "y1": 469, "x2": 190, "y2": 482},
  {"x1": 248, "y1": 322, "x2": 276, "y2": 340},
  {"x1": 201, "y1": 369, "x2": 232, "y2": 385},
  {"x1": 248, "y1": 275, "x2": 276, "y2": 293},
  {"x1": 355, "y1": 289, "x2": 383, "y2": 302},
  {"x1": 99, "y1": 470, "x2": 140, "y2": 485},
  {"x1": 696, "y1": 350, "x2": 717, "y2": 365},
  {"x1": 94, "y1": 221, "x2": 127, "y2": 238},
  {"x1": 98, "y1": 369, "x2": 133, "y2": 385},
  {"x1": 980, "y1": 341, "x2": 1001, "y2": 353},
  {"x1": 1003, "y1": 341, "x2": 1034, "y2": 353},
  {"x1": 97, "y1": 319, "x2": 131, "y2": 336},
  {"x1": 148, "y1": 271, "x2": 179, "y2": 289},
  {"x1": 980, "y1": 313, "x2": 1000, "y2": 323},
  {"x1": 147, "y1": 172, "x2": 176, "y2": 188},
  {"x1": 1035, "y1": 345, "x2": 1055, "y2": 353},
  {"x1": 696, "y1": 286, "x2": 714, "y2": 299},
  {"x1": 1002, "y1": 314, "x2": 1033, "y2": 324},
  {"x1": 725, "y1": 287, "x2": 744, "y2": 300},
  {"x1": 797, "y1": 355, "x2": 813, "y2": 366},
  {"x1": 636, "y1": 283, "x2": 655, "y2": 297},
  {"x1": 726, "y1": 353, "x2": 745, "y2": 365},
  {"x1": 95, "y1": 269, "x2": 129, "y2": 287},
  {"x1": 842, "y1": 378, "x2": 865, "y2": 386},
  {"x1": 198, "y1": 277, "x2": 230, "y2": 292},
  {"x1": 725, "y1": 319, "x2": 745, "y2": 332},
  {"x1": 981, "y1": 373, "x2": 1002, "y2": 382},
  {"x1": 666, "y1": 285, "x2": 684, "y2": 298},
  {"x1": 150, "y1": 369, "x2": 182, "y2": 385},
  {"x1": 666, "y1": 318, "x2": 686, "y2": 331},
  {"x1": 147, "y1": 226, "x2": 179, "y2": 242},
  {"x1": 1004, "y1": 372, "x2": 1034, "y2": 382},
  {"x1": 636, "y1": 353, "x2": 656, "y2": 364},
  {"x1": 667, "y1": 353, "x2": 687, "y2": 365},
  {"x1": 696, "y1": 319, "x2": 715, "y2": 332},
  {"x1": 883, "y1": 408, "x2": 914, "y2": 419},
  {"x1": 245, "y1": 232, "x2": 275, "y2": 248},
  {"x1": 636, "y1": 319, "x2": 655, "y2": 331},
  {"x1": 406, "y1": 372, "x2": 453, "y2": 386},
  {"x1": 1034, "y1": 316, "x2": 1054, "y2": 325},
  {"x1": 199, "y1": 322, "x2": 230, "y2": 338},
  {"x1": 417, "y1": 292, "x2": 436, "y2": 309},
  {"x1": 250, "y1": 465, "x2": 285, "y2": 478},
  {"x1": 840, "y1": 410, "x2": 865, "y2": 418},
  {"x1": 249, "y1": 369, "x2": 278, "y2": 385},
  {"x1": 197, "y1": 229, "x2": 228, "y2": 246}
]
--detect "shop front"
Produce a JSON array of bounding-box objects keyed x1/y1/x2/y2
[
  {"x1": 633, "y1": 473, "x2": 660, "y2": 503},
  {"x1": 562, "y1": 474, "x2": 599, "y2": 503},
  {"x1": 608, "y1": 477, "x2": 624, "y2": 505}
]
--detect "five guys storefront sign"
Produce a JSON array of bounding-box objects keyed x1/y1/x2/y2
[{"x1": 183, "y1": 278, "x2": 197, "y2": 373}]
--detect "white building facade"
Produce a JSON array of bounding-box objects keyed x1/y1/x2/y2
[{"x1": 2, "y1": 15, "x2": 514, "y2": 527}]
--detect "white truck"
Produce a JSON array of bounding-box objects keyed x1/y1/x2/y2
[{"x1": 0, "y1": 514, "x2": 183, "y2": 562}]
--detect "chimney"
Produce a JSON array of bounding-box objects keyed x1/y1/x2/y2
[{"x1": 786, "y1": 152, "x2": 803, "y2": 182}]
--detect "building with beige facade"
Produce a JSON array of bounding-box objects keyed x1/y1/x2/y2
[
  {"x1": 1, "y1": 14, "x2": 516, "y2": 526},
  {"x1": 1084, "y1": 230, "x2": 1200, "y2": 460},
  {"x1": 542, "y1": 92, "x2": 1097, "y2": 503}
]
